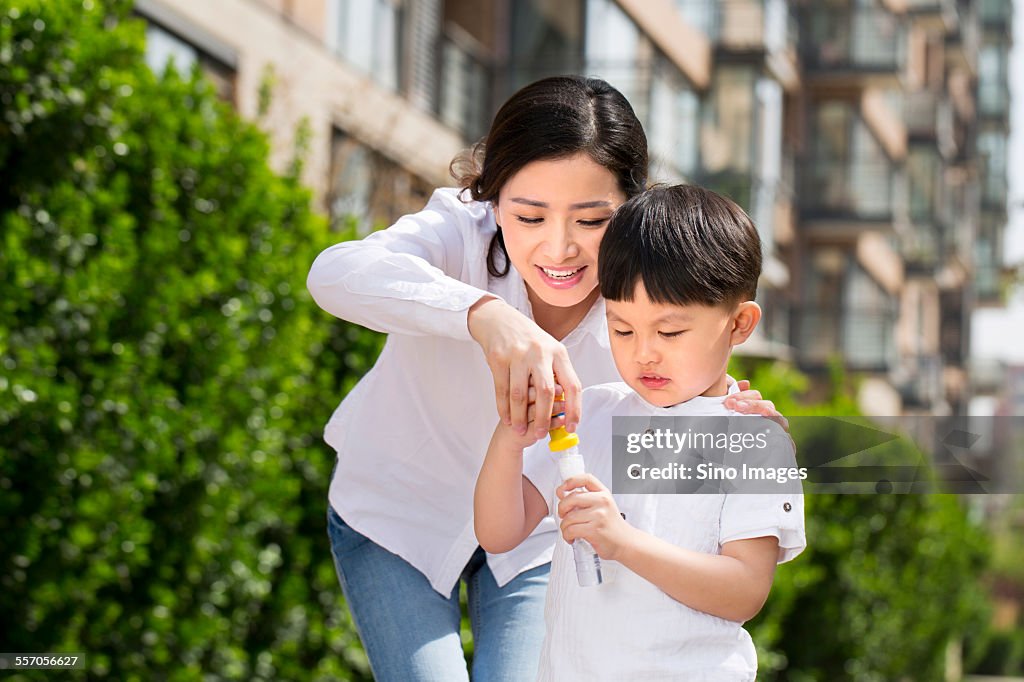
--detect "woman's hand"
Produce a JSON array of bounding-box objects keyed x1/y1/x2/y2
[
  {"x1": 491, "y1": 390, "x2": 566, "y2": 452},
  {"x1": 469, "y1": 296, "x2": 582, "y2": 438},
  {"x1": 723, "y1": 378, "x2": 789, "y2": 432}
]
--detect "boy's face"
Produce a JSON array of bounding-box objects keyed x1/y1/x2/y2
[{"x1": 605, "y1": 283, "x2": 761, "y2": 407}]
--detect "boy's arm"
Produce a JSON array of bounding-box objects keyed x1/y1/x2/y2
[
  {"x1": 616, "y1": 532, "x2": 779, "y2": 623},
  {"x1": 557, "y1": 474, "x2": 779, "y2": 623},
  {"x1": 474, "y1": 424, "x2": 551, "y2": 554}
]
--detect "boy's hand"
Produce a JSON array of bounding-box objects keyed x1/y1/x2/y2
[
  {"x1": 492, "y1": 386, "x2": 566, "y2": 451},
  {"x1": 556, "y1": 474, "x2": 634, "y2": 561}
]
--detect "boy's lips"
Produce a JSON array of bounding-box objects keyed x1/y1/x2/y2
[
  {"x1": 535, "y1": 264, "x2": 587, "y2": 290},
  {"x1": 639, "y1": 375, "x2": 670, "y2": 389}
]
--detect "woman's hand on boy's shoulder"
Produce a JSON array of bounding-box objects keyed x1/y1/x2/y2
[
  {"x1": 723, "y1": 378, "x2": 789, "y2": 433},
  {"x1": 556, "y1": 474, "x2": 635, "y2": 562}
]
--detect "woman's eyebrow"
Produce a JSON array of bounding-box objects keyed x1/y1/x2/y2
[{"x1": 509, "y1": 198, "x2": 613, "y2": 210}]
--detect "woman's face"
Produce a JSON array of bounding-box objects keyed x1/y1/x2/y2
[{"x1": 493, "y1": 154, "x2": 626, "y2": 309}]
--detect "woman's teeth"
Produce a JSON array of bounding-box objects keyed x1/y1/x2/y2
[{"x1": 541, "y1": 267, "x2": 582, "y2": 279}]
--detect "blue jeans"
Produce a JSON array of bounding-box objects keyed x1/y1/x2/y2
[{"x1": 327, "y1": 506, "x2": 549, "y2": 681}]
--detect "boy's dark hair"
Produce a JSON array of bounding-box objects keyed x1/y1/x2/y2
[{"x1": 599, "y1": 184, "x2": 762, "y2": 306}]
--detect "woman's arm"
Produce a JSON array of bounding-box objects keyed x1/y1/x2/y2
[{"x1": 306, "y1": 189, "x2": 489, "y2": 339}]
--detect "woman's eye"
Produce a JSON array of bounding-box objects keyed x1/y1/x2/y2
[
  {"x1": 659, "y1": 331, "x2": 685, "y2": 338},
  {"x1": 578, "y1": 218, "x2": 610, "y2": 227},
  {"x1": 613, "y1": 329, "x2": 633, "y2": 337},
  {"x1": 516, "y1": 216, "x2": 544, "y2": 224}
]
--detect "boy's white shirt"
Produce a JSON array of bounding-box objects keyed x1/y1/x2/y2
[
  {"x1": 523, "y1": 383, "x2": 806, "y2": 681},
  {"x1": 306, "y1": 188, "x2": 623, "y2": 596}
]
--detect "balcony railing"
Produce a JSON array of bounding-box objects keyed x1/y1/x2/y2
[
  {"x1": 981, "y1": 172, "x2": 1009, "y2": 210},
  {"x1": 676, "y1": 0, "x2": 797, "y2": 52},
  {"x1": 896, "y1": 354, "x2": 945, "y2": 409},
  {"x1": 905, "y1": 0, "x2": 958, "y2": 23},
  {"x1": 979, "y1": 0, "x2": 1012, "y2": 26},
  {"x1": 904, "y1": 91, "x2": 954, "y2": 139},
  {"x1": 798, "y1": 159, "x2": 894, "y2": 220},
  {"x1": 797, "y1": 308, "x2": 897, "y2": 371},
  {"x1": 801, "y1": 7, "x2": 906, "y2": 73},
  {"x1": 979, "y1": 82, "x2": 1011, "y2": 118}
]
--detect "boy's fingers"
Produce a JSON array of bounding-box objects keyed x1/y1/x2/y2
[{"x1": 560, "y1": 474, "x2": 607, "y2": 494}]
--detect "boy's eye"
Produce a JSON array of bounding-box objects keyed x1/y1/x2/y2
[
  {"x1": 612, "y1": 329, "x2": 633, "y2": 337},
  {"x1": 516, "y1": 215, "x2": 544, "y2": 224},
  {"x1": 659, "y1": 331, "x2": 685, "y2": 338}
]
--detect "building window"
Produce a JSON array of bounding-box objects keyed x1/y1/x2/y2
[
  {"x1": 511, "y1": 0, "x2": 585, "y2": 89},
  {"x1": 800, "y1": 250, "x2": 896, "y2": 370},
  {"x1": 804, "y1": 101, "x2": 892, "y2": 217},
  {"x1": 700, "y1": 65, "x2": 757, "y2": 209},
  {"x1": 327, "y1": 128, "x2": 432, "y2": 234},
  {"x1": 978, "y1": 45, "x2": 1009, "y2": 116},
  {"x1": 143, "y1": 21, "x2": 236, "y2": 103},
  {"x1": 585, "y1": 1, "x2": 701, "y2": 183},
  {"x1": 648, "y1": 58, "x2": 699, "y2": 181},
  {"x1": 327, "y1": 0, "x2": 402, "y2": 92},
  {"x1": 439, "y1": 26, "x2": 491, "y2": 141},
  {"x1": 978, "y1": 130, "x2": 1008, "y2": 208}
]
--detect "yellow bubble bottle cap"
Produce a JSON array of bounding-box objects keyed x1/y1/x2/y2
[
  {"x1": 548, "y1": 390, "x2": 578, "y2": 451},
  {"x1": 548, "y1": 425, "x2": 579, "y2": 452}
]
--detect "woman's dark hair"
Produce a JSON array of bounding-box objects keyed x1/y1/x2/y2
[
  {"x1": 599, "y1": 184, "x2": 762, "y2": 306},
  {"x1": 450, "y1": 76, "x2": 648, "y2": 277}
]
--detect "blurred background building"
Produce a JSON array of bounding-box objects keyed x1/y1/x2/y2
[{"x1": 134, "y1": 0, "x2": 1014, "y2": 420}]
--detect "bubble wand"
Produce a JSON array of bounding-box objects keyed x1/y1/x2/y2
[{"x1": 549, "y1": 402, "x2": 603, "y2": 587}]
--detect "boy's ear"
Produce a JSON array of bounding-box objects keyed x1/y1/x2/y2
[{"x1": 729, "y1": 301, "x2": 762, "y2": 346}]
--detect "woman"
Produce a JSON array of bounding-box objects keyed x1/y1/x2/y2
[{"x1": 307, "y1": 76, "x2": 783, "y2": 681}]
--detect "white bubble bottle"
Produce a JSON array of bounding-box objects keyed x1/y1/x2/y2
[{"x1": 548, "y1": 424, "x2": 603, "y2": 587}]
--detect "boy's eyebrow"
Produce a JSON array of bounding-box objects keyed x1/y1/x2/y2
[
  {"x1": 654, "y1": 312, "x2": 694, "y2": 323},
  {"x1": 509, "y1": 197, "x2": 613, "y2": 210},
  {"x1": 606, "y1": 310, "x2": 694, "y2": 324}
]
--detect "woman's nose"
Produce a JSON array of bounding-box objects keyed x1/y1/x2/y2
[{"x1": 544, "y1": 222, "x2": 578, "y2": 261}]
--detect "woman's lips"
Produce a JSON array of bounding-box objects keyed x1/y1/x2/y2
[
  {"x1": 639, "y1": 375, "x2": 670, "y2": 389},
  {"x1": 535, "y1": 265, "x2": 587, "y2": 290}
]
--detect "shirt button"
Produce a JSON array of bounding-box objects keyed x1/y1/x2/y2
[{"x1": 783, "y1": 502, "x2": 792, "y2": 512}]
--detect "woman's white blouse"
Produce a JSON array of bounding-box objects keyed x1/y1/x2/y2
[{"x1": 306, "y1": 188, "x2": 623, "y2": 596}]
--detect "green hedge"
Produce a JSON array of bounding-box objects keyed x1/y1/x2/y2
[{"x1": 0, "y1": 1, "x2": 379, "y2": 678}]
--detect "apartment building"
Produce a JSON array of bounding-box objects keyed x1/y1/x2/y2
[{"x1": 134, "y1": 0, "x2": 1013, "y2": 417}]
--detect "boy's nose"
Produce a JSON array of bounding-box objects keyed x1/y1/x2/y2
[{"x1": 635, "y1": 339, "x2": 660, "y2": 365}]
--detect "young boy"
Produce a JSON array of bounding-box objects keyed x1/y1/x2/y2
[{"x1": 474, "y1": 185, "x2": 805, "y2": 681}]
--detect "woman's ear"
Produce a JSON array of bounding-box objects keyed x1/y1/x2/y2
[
  {"x1": 491, "y1": 201, "x2": 502, "y2": 229},
  {"x1": 729, "y1": 301, "x2": 762, "y2": 346}
]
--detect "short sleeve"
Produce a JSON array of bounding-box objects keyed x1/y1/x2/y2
[
  {"x1": 720, "y1": 493, "x2": 806, "y2": 564},
  {"x1": 522, "y1": 442, "x2": 562, "y2": 517}
]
